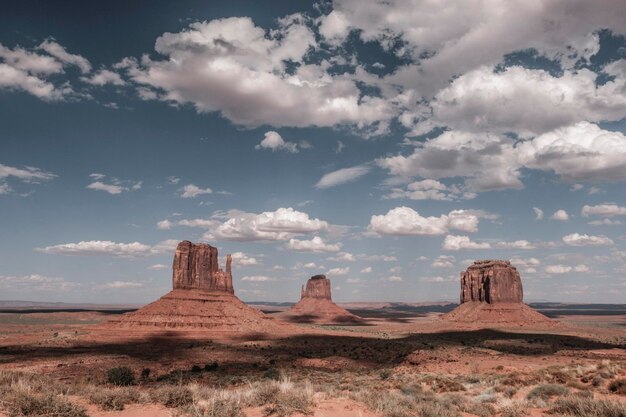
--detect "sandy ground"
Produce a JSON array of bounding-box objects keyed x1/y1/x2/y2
[{"x1": 0, "y1": 304, "x2": 624, "y2": 416}]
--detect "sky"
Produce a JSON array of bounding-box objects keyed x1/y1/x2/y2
[{"x1": 1, "y1": 0, "x2": 626, "y2": 304}]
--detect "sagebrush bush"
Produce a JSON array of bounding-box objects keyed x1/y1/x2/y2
[
  {"x1": 87, "y1": 386, "x2": 140, "y2": 410},
  {"x1": 551, "y1": 395, "x2": 626, "y2": 417},
  {"x1": 107, "y1": 366, "x2": 135, "y2": 386},
  {"x1": 608, "y1": 379, "x2": 626, "y2": 395},
  {"x1": 527, "y1": 383, "x2": 570, "y2": 401},
  {"x1": 3, "y1": 390, "x2": 87, "y2": 417}
]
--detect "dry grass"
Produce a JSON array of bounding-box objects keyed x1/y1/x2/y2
[{"x1": 550, "y1": 395, "x2": 626, "y2": 417}]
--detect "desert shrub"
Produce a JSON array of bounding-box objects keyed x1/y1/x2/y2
[
  {"x1": 417, "y1": 402, "x2": 460, "y2": 417},
  {"x1": 87, "y1": 386, "x2": 140, "y2": 411},
  {"x1": 263, "y1": 367, "x2": 281, "y2": 380},
  {"x1": 151, "y1": 385, "x2": 194, "y2": 407},
  {"x1": 592, "y1": 375, "x2": 605, "y2": 387},
  {"x1": 185, "y1": 394, "x2": 243, "y2": 417},
  {"x1": 499, "y1": 401, "x2": 528, "y2": 417},
  {"x1": 609, "y1": 379, "x2": 626, "y2": 395},
  {"x1": 463, "y1": 402, "x2": 496, "y2": 417},
  {"x1": 3, "y1": 390, "x2": 87, "y2": 417},
  {"x1": 550, "y1": 395, "x2": 626, "y2": 417},
  {"x1": 433, "y1": 378, "x2": 466, "y2": 392},
  {"x1": 140, "y1": 368, "x2": 151, "y2": 380},
  {"x1": 250, "y1": 383, "x2": 280, "y2": 406},
  {"x1": 204, "y1": 362, "x2": 219, "y2": 372},
  {"x1": 263, "y1": 388, "x2": 313, "y2": 417},
  {"x1": 527, "y1": 383, "x2": 570, "y2": 401},
  {"x1": 191, "y1": 365, "x2": 202, "y2": 373},
  {"x1": 379, "y1": 369, "x2": 392, "y2": 380},
  {"x1": 107, "y1": 366, "x2": 135, "y2": 386}
]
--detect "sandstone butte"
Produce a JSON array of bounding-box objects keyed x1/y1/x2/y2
[
  {"x1": 443, "y1": 260, "x2": 556, "y2": 326},
  {"x1": 280, "y1": 275, "x2": 364, "y2": 324},
  {"x1": 104, "y1": 241, "x2": 289, "y2": 334}
]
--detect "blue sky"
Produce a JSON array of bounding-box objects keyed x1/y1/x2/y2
[{"x1": 1, "y1": 0, "x2": 626, "y2": 304}]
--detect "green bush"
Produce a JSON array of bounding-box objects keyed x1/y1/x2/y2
[{"x1": 107, "y1": 366, "x2": 135, "y2": 386}]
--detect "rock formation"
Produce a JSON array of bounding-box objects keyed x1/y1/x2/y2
[
  {"x1": 280, "y1": 275, "x2": 363, "y2": 324},
  {"x1": 172, "y1": 241, "x2": 233, "y2": 293},
  {"x1": 460, "y1": 260, "x2": 522, "y2": 304},
  {"x1": 103, "y1": 241, "x2": 289, "y2": 334},
  {"x1": 443, "y1": 260, "x2": 556, "y2": 327}
]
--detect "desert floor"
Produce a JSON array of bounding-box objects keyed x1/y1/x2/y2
[{"x1": 0, "y1": 303, "x2": 624, "y2": 417}]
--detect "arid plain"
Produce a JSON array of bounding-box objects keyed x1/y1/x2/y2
[{"x1": 0, "y1": 243, "x2": 624, "y2": 417}]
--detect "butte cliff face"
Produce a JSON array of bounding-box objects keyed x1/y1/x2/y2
[
  {"x1": 460, "y1": 260, "x2": 522, "y2": 304},
  {"x1": 300, "y1": 275, "x2": 332, "y2": 300},
  {"x1": 443, "y1": 259, "x2": 555, "y2": 327},
  {"x1": 103, "y1": 241, "x2": 288, "y2": 334},
  {"x1": 173, "y1": 241, "x2": 233, "y2": 293},
  {"x1": 281, "y1": 274, "x2": 363, "y2": 324}
]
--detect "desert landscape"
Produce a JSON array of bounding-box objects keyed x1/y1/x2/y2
[
  {"x1": 0, "y1": 242, "x2": 624, "y2": 417},
  {"x1": 2, "y1": 1, "x2": 626, "y2": 416}
]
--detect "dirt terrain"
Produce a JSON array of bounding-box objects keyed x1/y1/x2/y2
[{"x1": 0, "y1": 303, "x2": 624, "y2": 417}]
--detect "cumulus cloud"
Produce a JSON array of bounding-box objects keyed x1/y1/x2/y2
[
  {"x1": 87, "y1": 181, "x2": 126, "y2": 194},
  {"x1": 36, "y1": 239, "x2": 178, "y2": 258},
  {"x1": 510, "y1": 257, "x2": 540, "y2": 268},
  {"x1": 120, "y1": 17, "x2": 394, "y2": 133},
  {"x1": 368, "y1": 206, "x2": 479, "y2": 236},
  {"x1": 202, "y1": 207, "x2": 329, "y2": 242},
  {"x1": 0, "y1": 163, "x2": 56, "y2": 194},
  {"x1": 360, "y1": 266, "x2": 372, "y2": 273},
  {"x1": 384, "y1": 179, "x2": 477, "y2": 201},
  {"x1": 533, "y1": 207, "x2": 544, "y2": 220},
  {"x1": 255, "y1": 131, "x2": 299, "y2": 153},
  {"x1": 385, "y1": 275, "x2": 403, "y2": 282},
  {"x1": 86, "y1": 174, "x2": 141, "y2": 195},
  {"x1": 562, "y1": 233, "x2": 614, "y2": 247},
  {"x1": 327, "y1": 252, "x2": 355, "y2": 262},
  {"x1": 81, "y1": 69, "x2": 125, "y2": 86},
  {"x1": 287, "y1": 236, "x2": 341, "y2": 252},
  {"x1": 149, "y1": 263, "x2": 169, "y2": 270},
  {"x1": 551, "y1": 210, "x2": 570, "y2": 221},
  {"x1": 0, "y1": 273, "x2": 78, "y2": 291},
  {"x1": 495, "y1": 240, "x2": 536, "y2": 250},
  {"x1": 442, "y1": 235, "x2": 491, "y2": 251},
  {"x1": 327, "y1": 267, "x2": 349, "y2": 276},
  {"x1": 180, "y1": 184, "x2": 212, "y2": 198},
  {"x1": 431, "y1": 255, "x2": 455, "y2": 268},
  {"x1": 0, "y1": 41, "x2": 88, "y2": 100},
  {"x1": 582, "y1": 204, "x2": 626, "y2": 217},
  {"x1": 101, "y1": 280, "x2": 143, "y2": 289},
  {"x1": 230, "y1": 252, "x2": 259, "y2": 266},
  {"x1": 315, "y1": 165, "x2": 371, "y2": 189}
]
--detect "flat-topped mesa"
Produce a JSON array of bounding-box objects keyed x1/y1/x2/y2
[
  {"x1": 460, "y1": 260, "x2": 522, "y2": 304},
  {"x1": 172, "y1": 241, "x2": 233, "y2": 293},
  {"x1": 300, "y1": 274, "x2": 332, "y2": 300}
]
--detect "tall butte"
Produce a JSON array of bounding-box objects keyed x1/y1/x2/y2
[
  {"x1": 443, "y1": 260, "x2": 556, "y2": 327},
  {"x1": 105, "y1": 241, "x2": 287, "y2": 333},
  {"x1": 280, "y1": 275, "x2": 363, "y2": 324}
]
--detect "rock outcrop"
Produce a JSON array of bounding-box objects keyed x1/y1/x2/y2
[
  {"x1": 103, "y1": 241, "x2": 289, "y2": 335},
  {"x1": 279, "y1": 275, "x2": 363, "y2": 324},
  {"x1": 443, "y1": 259, "x2": 556, "y2": 327},
  {"x1": 460, "y1": 260, "x2": 522, "y2": 304},
  {"x1": 301, "y1": 275, "x2": 332, "y2": 300},
  {"x1": 173, "y1": 241, "x2": 233, "y2": 293}
]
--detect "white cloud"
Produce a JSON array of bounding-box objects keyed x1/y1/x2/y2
[
  {"x1": 427, "y1": 66, "x2": 626, "y2": 137},
  {"x1": 303, "y1": 262, "x2": 318, "y2": 269},
  {"x1": 442, "y1": 235, "x2": 491, "y2": 251},
  {"x1": 230, "y1": 251, "x2": 259, "y2": 266},
  {"x1": 327, "y1": 267, "x2": 349, "y2": 276},
  {"x1": 327, "y1": 252, "x2": 355, "y2": 262},
  {"x1": 81, "y1": 69, "x2": 125, "y2": 86},
  {"x1": 121, "y1": 17, "x2": 394, "y2": 133},
  {"x1": 101, "y1": 280, "x2": 143, "y2": 289},
  {"x1": 360, "y1": 266, "x2": 372, "y2": 273},
  {"x1": 166, "y1": 176, "x2": 180, "y2": 185},
  {"x1": 36, "y1": 239, "x2": 177, "y2": 258},
  {"x1": 202, "y1": 207, "x2": 329, "y2": 242},
  {"x1": 562, "y1": 233, "x2": 614, "y2": 247},
  {"x1": 149, "y1": 264, "x2": 169, "y2": 270},
  {"x1": 533, "y1": 207, "x2": 544, "y2": 220},
  {"x1": 510, "y1": 257, "x2": 540, "y2": 268},
  {"x1": 287, "y1": 236, "x2": 341, "y2": 252},
  {"x1": 86, "y1": 181, "x2": 126, "y2": 194},
  {"x1": 255, "y1": 131, "x2": 299, "y2": 153},
  {"x1": 39, "y1": 40, "x2": 91, "y2": 73},
  {"x1": 495, "y1": 240, "x2": 536, "y2": 250},
  {"x1": 545, "y1": 264, "x2": 590, "y2": 274},
  {"x1": 0, "y1": 274, "x2": 78, "y2": 291},
  {"x1": 582, "y1": 204, "x2": 626, "y2": 217},
  {"x1": 0, "y1": 163, "x2": 56, "y2": 182},
  {"x1": 588, "y1": 219, "x2": 623, "y2": 226},
  {"x1": 431, "y1": 255, "x2": 455, "y2": 269},
  {"x1": 385, "y1": 179, "x2": 475, "y2": 201},
  {"x1": 180, "y1": 184, "x2": 213, "y2": 198},
  {"x1": 241, "y1": 275, "x2": 276, "y2": 282},
  {"x1": 385, "y1": 275, "x2": 403, "y2": 282},
  {"x1": 156, "y1": 220, "x2": 173, "y2": 230},
  {"x1": 368, "y1": 206, "x2": 479, "y2": 236},
  {"x1": 518, "y1": 122, "x2": 626, "y2": 182},
  {"x1": 315, "y1": 165, "x2": 371, "y2": 189},
  {"x1": 551, "y1": 209, "x2": 569, "y2": 221}
]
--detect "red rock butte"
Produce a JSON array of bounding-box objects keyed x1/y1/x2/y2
[
  {"x1": 280, "y1": 275, "x2": 363, "y2": 324},
  {"x1": 444, "y1": 260, "x2": 556, "y2": 327},
  {"x1": 104, "y1": 241, "x2": 288, "y2": 334}
]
